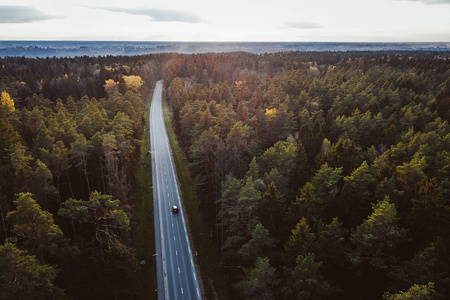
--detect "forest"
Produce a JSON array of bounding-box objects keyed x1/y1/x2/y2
[
  {"x1": 165, "y1": 51, "x2": 450, "y2": 299},
  {"x1": 0, "y1": 50, "x2": 449, "y2": 299}
]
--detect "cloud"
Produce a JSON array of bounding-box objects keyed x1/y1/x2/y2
[
  {"x1": 394, "y1": 0, "x2": 450, "y2": 4},
  {"x1": 0, "y1": 5, "x2": 57, "y2": 23},
  {"x1": 91, "y1": 7, "x2": 201, "y2": 23},
  {"x1": 285, "y1": 21, "x2": 324, "y2": 29}
]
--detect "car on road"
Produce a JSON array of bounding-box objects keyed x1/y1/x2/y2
[{"x1": 172, "y1": 205, "x2": 179, "y2": 213}]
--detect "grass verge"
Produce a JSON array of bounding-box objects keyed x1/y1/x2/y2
[
  {"x1": 162, "y1": 97, "x2": 230, "y2": 300},
  {"x1": 135, "y1": 93, "x2": 157, "y2": 300}
]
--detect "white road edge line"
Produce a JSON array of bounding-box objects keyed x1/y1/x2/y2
[{"x1": 151, "y1": 80, "x2": 169, "y2": 300}]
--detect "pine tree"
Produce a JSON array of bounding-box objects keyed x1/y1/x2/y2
[
  {"x1": 350, "y1": 196, "x2": 408, "y2": 269},
  {"x1": 281, "y1": 253, "x2": 341, "y2": 300},
  {"x1": 237, "y1": 257, "x2": 279, "y2": 300},
  {"x1": 0, "y1": 242, "x2": 65, "y2": 300},
  {"x1": 6, "y1": 193, "x2": 74, "y2": 263}
]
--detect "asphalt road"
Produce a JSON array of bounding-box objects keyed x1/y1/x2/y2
[{"x1": 150, "y1": 80, "x2": 202, "y2": 300}]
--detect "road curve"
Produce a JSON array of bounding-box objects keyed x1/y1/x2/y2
[{"x1": 150, "y1": 80, "x2": 202, "y2": 300}]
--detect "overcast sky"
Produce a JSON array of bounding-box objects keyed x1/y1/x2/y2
[{"x1": 0, "y1": 0, "x2": 449, "y2": 42}]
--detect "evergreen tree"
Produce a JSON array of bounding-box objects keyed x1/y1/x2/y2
[
  {"x1": 281, "y1": 253, "x2": 341, "y2": 300},
  {"x1": 237, "y1": 257, "x2": 279, "y2": 300},
  {"x1": 6, "y1": 193, "x2": 74, "y2": 263},
  {"x1": 338, "y1": 160, "x2": 376, "y2": 227},
  {"x1": 349, "y1": 196, "x2": 408, "y2": 270},
  {"x1": 0, "y1": 242, "x2": 65, "y2": 300}
]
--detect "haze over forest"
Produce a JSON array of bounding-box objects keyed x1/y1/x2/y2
[{"x1": 1, "y1": 41, "x2": 450, "y2": 58}]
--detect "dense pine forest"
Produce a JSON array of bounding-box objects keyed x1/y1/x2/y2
[
  {"x1": 1, "y1": 50, "x2": 449, "y2": 299},
  {"x1": 0, "y1": 54, "x2": 153, "y2": 299},
  {"x1": 165, "y1": 51, "x2": 450, "y2": 299}
]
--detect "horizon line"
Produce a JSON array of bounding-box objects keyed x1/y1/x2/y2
[{"x1": 1, "y1": 40, "x2": 450, "y2": 43}]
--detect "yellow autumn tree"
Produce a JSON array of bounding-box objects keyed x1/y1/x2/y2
[
  {"x1": 123, "y1": 75, "x2": 143, "y2": 93},
  {"x1": 104, "y1": 79, "x2": 118, "y2": 95},
  {"x1": 1, "y1": 91, "x2": 15, "y2": 112}
]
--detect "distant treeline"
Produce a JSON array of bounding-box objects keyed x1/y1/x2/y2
[{"x1": 1, "y1": 50, "x2": 449, "y2": 299}]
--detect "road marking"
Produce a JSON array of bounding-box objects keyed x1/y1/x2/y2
[
  {"x1": 172, "y1": 223, "x2": 174, "y2": 228},
  {"x1": 197, "y1": 288, "x2": 200, "y2": 297},
  {"x1": 191, "y1": 258, "x2": 194, "y2": 266}
]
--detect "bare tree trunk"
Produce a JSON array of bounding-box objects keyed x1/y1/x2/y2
[
  {"x1": 71, "y1": 219, "x2": 77, "y2": 241},
  {"x1": 0, "y1": 204, "x2": 7, "y2": 239},
  {"x1": 79, "y1": 171, "x2": 84, "y2": 199},
  {"x1": 56, "y1": 174, "x2": 61, "y2": 201},
  {"x1": 82, "y1": 153, "x2": 91, "y2": 195},
  {"x1": 100, "y1": 158, "x2": 106, "y2": 194},
  {"x1": 96, "y1": 223, "x2": 105, "y2": 263},
  {"x1": 55, "y1": 173, "x2": 71, "y2": 237},
  {"x1": 66, "y1": 170, "x2": 75, "y2": 198}
]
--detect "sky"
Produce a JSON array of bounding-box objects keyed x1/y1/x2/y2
[{"x1": 0, "y1": 0, "x2": 449, "y2": 42}]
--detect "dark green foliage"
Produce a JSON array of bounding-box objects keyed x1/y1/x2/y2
[
  {"x1": 281, "y1": 253, "x2": 341, "y2": 300},
  {"x1": 298, "y1": 163, "x2": 343, "y2": 224},
  {"x1": 236, "y1": 257, "x2": 279, "y2": 300},
  {"x1": 239, "y1": 223, "x2": 277, "y2": 263},
  {"x1": 407, "y1": 178, "x2": 450, "y2": 246},
  {"x1": 284, "y1": 217, "x2": 315, "y2": 262},
  {"x1": 0, "y1": 242, "x2": 65, "y2": 300},
  {"x1": 58, "y1": 191, "x2": 131, "y2": 252},
  {"x1": 259, "y1": 182, "x2": 288, "y2": 239},
  {"x1": 7, "y1": 193, "x2": 76, "y2": 263},
  {"x1": 313, "y1": 218, "x2": 347, "y2": 268},
  {"x1": 338, "y1": 160, "x2": 376, "y2": 227},
  {"x1": 349, "y1": 197, "x2": 408, "y2": 269},
  {"x1": 388, "y1": 244, "x2": 450, "y2": 297},
  {"x1": 318, "y1": 138, "x2": 363, "y2": 176}
]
